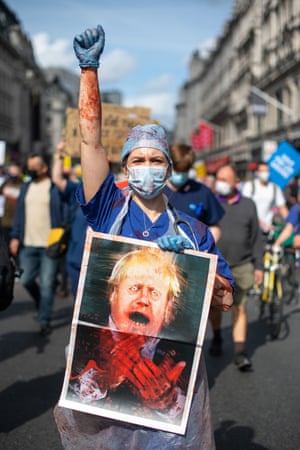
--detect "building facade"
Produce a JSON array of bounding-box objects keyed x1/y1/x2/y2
[
  {"x1": 0, "y1": 0, "x2": 124, "y2": 163},
  {"x1": 0, "y1": 0, "x2": 46, "y2": 161},
  {"x1": 174, "y1": 0, "x2": 300, "y2": 175},
  {"x1": 0, "y1": 1, "x2": 81, "y2": 162},
  {"x1": 43, "y1": 67, "x2": 80, "y2": 152}
]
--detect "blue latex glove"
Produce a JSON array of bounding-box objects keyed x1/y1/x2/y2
[
  {"x1": 157, "y1": 235, "x2": 193, "y2": 253},
  {"x1": 73, "y1": 24, "x2": 105, "y2": 68}
]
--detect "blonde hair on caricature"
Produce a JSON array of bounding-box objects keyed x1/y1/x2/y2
[{"x1": 108, "y1": 247, "x2": 184, "y2": 320}]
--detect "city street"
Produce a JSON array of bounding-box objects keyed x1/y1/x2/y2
[
  {"x1": 0, "y1": 280, "x2": 299, "y2": 449},
  {"x1": 205, "y1": 292, "x2": 300, "y2": 449}
]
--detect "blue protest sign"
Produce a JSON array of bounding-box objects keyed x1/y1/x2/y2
[{"x1": 267, "y1": 141, "x2": 300, "y2": 189}]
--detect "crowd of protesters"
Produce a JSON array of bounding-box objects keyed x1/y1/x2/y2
[{"x1": 0, "y1": 148, "x2": 299, "y2": 338}]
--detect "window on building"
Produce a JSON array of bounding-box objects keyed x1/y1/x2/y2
[
  {"x1": 286, "y1": 87, "x2": 292, "y2": 115},
  {"x1": 297, "y1": 78, "x2": 300, "y2": 112},
  {"x1": 275, "y1": 89, "x2": 283, "y2": 127},
  {"x1": 287, "y1": 0, "x2": 293, "y2": 19}
]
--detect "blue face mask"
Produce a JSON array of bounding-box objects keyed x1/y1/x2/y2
[
  {"x1": 169, "y1": 170, "x2": 189, "y2": 187},
  {"x1": 127, "y1": 165, "x2": 168, "y2": 199}
]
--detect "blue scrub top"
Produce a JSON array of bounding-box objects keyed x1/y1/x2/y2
[
  {"x1": 164, "y1": 179, "x2": 224, "y2": 226},
  {"x1": 76, "y1": 171, "x2": 234, "y2": 289}
]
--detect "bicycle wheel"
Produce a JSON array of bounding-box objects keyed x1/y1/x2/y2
[
  {"x1": 281, "y1": 253, "x2": 299, "y2": 304},
  {"x1": 259, "y1": 298, "x2": 266, "y2": 319},
  {"x1": 269, "y1": 273, "x2": 283, "y2": 339},
  {"x1": 281, "y1": 264, "x2": 296, "y2": 304}
]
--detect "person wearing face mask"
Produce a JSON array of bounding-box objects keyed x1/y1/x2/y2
[
  {"x1": 53, "y1": 24, "x2": 235, "y2": 450},
  {"x1": 9, "y1": 153, "x2": 67, "y2": 336},
  {"x1": 164, "y1": 143, "x2": 224, "y2": 242},
  {"x1": 52, "y1": 141, "x2": 88, "y2": 298},
  {"x1": 210, "y1": 164, "x2": 264, "y2": 369},
  {"x1": 242, "y1": 161, "x2": 288, "y2": 241}
]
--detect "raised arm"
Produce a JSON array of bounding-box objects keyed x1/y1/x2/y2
[
  {"x1": 73, "y1": 25, "x2": 109, "y2": 202},
  {"x1": 52, "y1": 141, "x2": 67, "y2": 192}
]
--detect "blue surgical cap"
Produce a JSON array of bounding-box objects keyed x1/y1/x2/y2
[{"x1": 121, "y1": 124, "x2": 171, "y2": 164}]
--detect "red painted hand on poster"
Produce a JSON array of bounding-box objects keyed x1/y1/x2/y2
[
  {"x1": 111, "y1": 334, "x2": 186, "y2": 411},
  {"x1": 74, "y1": 332, "x2": 186, "y2": 412}
]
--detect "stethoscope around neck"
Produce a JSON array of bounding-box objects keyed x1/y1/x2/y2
[
  {"x1": 167, "y1": 201, "x2": 200, "y2": 251},
  {"x1": 108, "y1": 190, "x2": 200, "y2": 251}
]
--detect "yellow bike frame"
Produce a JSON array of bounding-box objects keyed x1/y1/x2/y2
[{"x1": 262, "y1": 247, "x2": 282, "y2": 302}]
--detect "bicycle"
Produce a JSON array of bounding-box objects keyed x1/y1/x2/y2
[
  {"x1": 272, "y1": 214, "x2": 300, "y2": 305},
  {"x1": 280, "y1": 247, "x2": 300, "y2": 303},
  {"x1": 258, "y1": 233, "x2": 285, "y2": 339}
]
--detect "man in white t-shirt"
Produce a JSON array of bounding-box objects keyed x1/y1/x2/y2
[{"x1": 242, "y1": 161, "x2": 288, "y2": 240}]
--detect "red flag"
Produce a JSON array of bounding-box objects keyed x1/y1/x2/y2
[
  {"x1": 190, "y1": 132, "x2": 203, "y2": 150},
  {"x1": 199, "y1": 122, "x2": 213, "y2": 148},
  {"x1": 190, "y1": 122, "x2": 214, "y2": 151}
]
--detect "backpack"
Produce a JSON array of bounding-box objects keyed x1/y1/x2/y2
[{"x1": 0, "y1": 232, "x2": 16, "y2": 311}]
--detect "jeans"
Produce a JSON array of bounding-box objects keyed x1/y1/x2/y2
[{"x1": 19, "y1": 246, "x2": 59, "y2": 326}]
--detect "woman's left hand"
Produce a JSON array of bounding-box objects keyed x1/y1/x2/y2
[
  {"x1": 157, "y1": 235, "x2": 193, "y2": 252},
  {"x1": 211, "y1": 274, "x2": 233, "y2": 311}
]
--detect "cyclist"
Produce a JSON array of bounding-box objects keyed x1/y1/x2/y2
[
  {"x1": 273, "y1": 203, "x2": 300, "y2": 249},
  {"x1": 242, "y1": 161, "x2": 288, "y2": 244}
]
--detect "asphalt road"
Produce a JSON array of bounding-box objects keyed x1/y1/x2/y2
[{"x1": 0, "y1": 281, "x2": 299, "y2": 449}]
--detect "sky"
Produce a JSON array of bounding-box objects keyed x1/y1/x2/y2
[{"x1": 6, "y1": 0, "x2": 235, "y2": 130}]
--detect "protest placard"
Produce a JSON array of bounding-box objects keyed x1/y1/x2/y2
[
  {"x1": 268, "y1": 140, "x2": 300, "y2": 188},
  {"x1": 63, "y1": 105, "x2": 158, "y2": 162},
  {"x1": 59, "y1": 229, "x2": 217, "y2": 435}
]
